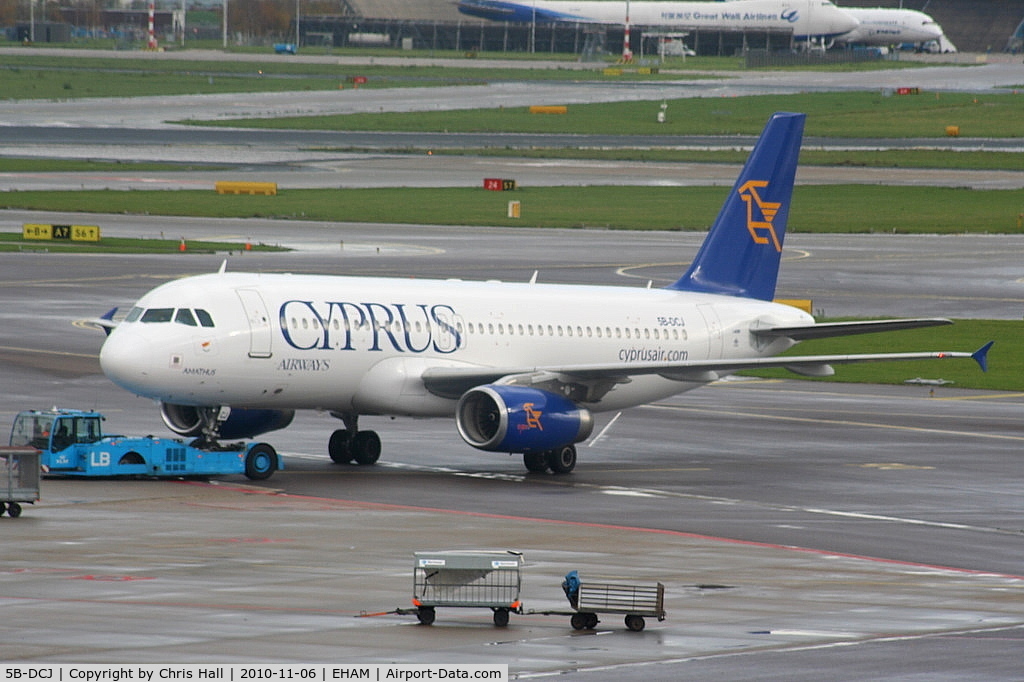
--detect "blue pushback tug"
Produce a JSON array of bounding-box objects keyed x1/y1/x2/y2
[{"x1": 9, "y1": 409, "x2": 281, "y2": 480}]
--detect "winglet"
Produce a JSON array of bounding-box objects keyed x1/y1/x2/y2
[
  {"x1": 668, "y1": 111, "x2": 805, "y2": 300},
  {"x1": 972, "y1": 341, "x2": 994, "y2": 373},
  {"x1": 91, "y1": 307, "x2": 119, "y2": 337}
]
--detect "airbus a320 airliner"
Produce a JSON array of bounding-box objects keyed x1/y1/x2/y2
[{"x1": 97, "y1": 113, "x2": 991, "y2": 475}]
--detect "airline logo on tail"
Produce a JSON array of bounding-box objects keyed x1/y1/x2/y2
[{"x1": 739, "y1": 180, "x2": 783, "y2": 252}]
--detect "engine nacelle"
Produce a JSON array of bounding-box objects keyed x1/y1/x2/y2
[
  {"x1": 456, "y1": 385, "x2": 593, "y2": 453},
  {"x1": 160, "y1": 403, "x2": 295, "y2": 440}
]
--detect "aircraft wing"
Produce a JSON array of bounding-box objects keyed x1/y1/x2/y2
[
  {"x1": 421, "y1": 342, "x2": 992, "y2": 400},
  {"x1": 753, "y1": 317, "x2": 953, "y2": 341}
]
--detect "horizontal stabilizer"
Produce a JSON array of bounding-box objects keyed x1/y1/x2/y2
[{"x1": 754, "y1": 318, "x2": 952, "y2": 342}]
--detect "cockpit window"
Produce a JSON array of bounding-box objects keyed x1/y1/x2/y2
[
  {"x1": 140, "y1": 308, "x2": 174, "y2": 323},
  {"x1": 195, "y1": 309, "x2": 215, "y2": 328},
  {"x1": 132, "y1": 307, "x2": 214, "y2": 326},
  {"x1": 175, "y1": 309, "x2": 197, "y2": 326}
]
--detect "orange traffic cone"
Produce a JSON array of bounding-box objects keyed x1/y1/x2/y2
[{"x1": 179, "y1": 238, "x2": 187, "y2": 252}]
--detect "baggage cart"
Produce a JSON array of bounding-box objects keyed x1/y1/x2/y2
[
  {"x1": 557, "y1": 571, "x2": 666, "y2": 631},
  {"x1": 0, "y1": 447, "x2": 41, "y2": 518},
  {"x1": 412, "y1": 550, "x2": 524, "y2": 627}
]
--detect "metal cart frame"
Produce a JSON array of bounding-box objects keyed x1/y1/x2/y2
[
  {"x1": 537, "y1": 573, "x2": 666, "y2": 631},
  {"x1": 0, "y1": 447, "x2": 40, "y2": 517},
  {"x1": 412, "y1": 550, "x2": 524, "y2": 627},
  {"x1": 572, "y1": 580, "x2": 666, "y2": 631}
]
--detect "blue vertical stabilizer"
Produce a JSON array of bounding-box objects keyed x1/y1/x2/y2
[{"x1": 668, "y1": 112, "x2": 805, "y2": 300}]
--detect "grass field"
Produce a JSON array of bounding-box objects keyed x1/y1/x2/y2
[
  {"x1": 197, "y1": 90, "x2": 1024, "y2": 139},
  {"x1": 2, "y1": 185, "x2": 1021, "y2": 234},
  {"x1": 0, "y1": 52, "x2": 722, "y2": 100}
]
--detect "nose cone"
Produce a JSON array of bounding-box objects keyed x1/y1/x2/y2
[
  {"x1": 834, "y1": 10, "x2": 860, "y2": 36},
  {"x1": 99, "y1": 328, "x2": 156, "y2": 396}
]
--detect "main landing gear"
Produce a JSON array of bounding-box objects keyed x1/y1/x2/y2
[
  {"x1": 328, "y1": 412, "x2": 381, "y2": 465},
  {"x1": 523, "y1": 444, "x2": 577, "y2": 474},
  {"x1": 325, "y1": 413, "x2": 578, "y2": 474}
]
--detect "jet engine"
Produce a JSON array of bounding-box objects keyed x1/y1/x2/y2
[
  {"x1": 160, "y1": 403, "x2": 295, "y2": 440},
  {"x1": 455, "y1": 385, "x2": 593, "y2": 453}
]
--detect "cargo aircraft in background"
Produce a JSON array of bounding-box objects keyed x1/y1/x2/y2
[
  {"x1": 835, "y1": 6, "x2": 956, "y2": 52},
  {"x1": 456, "y1": 0, "x2": 860, "y2": 43},
  {"x1": 96, "y1": 113, "x2": 991, "y2": 475}
]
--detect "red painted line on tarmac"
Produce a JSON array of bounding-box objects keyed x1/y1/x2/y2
[
  {"x1": 0, "y1": 593, "x2": 362, "y2": 615},
  {"x1": 70, "y1": 575, "x2": 156, "y2": 582},
  {"x1": 180, "y1": 481, "x2": 1024, "y2": 581}
]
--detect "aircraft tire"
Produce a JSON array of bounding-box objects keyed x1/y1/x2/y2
[
  {"x1": 523, "y1": 451, "x2": 549, "y2": 473},
  {"x1": 351, "y1": 431, "x2": 382, "y2": 465},
  {"x1": 328, "y1": 429, "x2": 353, "y2": 464},
  {"x1": 244, "y1": 443, "x2": 278, "y2": 480},
  {"x1": 546, "y1": 445, "x2": 577, "y2": 474}
]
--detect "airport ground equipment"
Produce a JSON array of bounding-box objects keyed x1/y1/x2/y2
[
  {"x1": 8, "y1": 408, "x2": 281, "y2": 480},
  {"x1": 412, "y1": 550, "x2": 524, "y2": 627},
  {"x1": 539, "y1": 571, "x2": 666, "y2": 631},
  {"x1": 0, "y1": 447, "x2": 40, "y2": 517}
]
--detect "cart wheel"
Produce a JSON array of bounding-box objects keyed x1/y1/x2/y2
[
  {"x1": 7, "y1": 502, "x2": 21, "y2": 518},
  {"x1": 416, "y1": 607, "x2": 436, "y2": 625},
  {"x1": 0, "y1": 503, "x2": 6, "y2": 517},
  {"x1": 624, "y1": 615, "x2": 645, "y2": 632},
  {"x1": 493, "y1": 608, "x2": 510, "y2": 627},
  {"x1": 244, "y1": 443, "x2": 277, "y2": 480},
  {"x1": 570, "y1": 613, "x2": 587, "y2": 630},
  {"x1": 586, "y1": 613, "x2": 599, "y2": 629}
]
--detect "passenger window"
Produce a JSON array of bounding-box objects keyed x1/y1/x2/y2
[
  {"x1": 141, "y1": 308, "x2": 174, "y2": 323},
  {"x1": 195, "y1": 309, "x2": 215, "y2": 327},
  {"x1": 175, "y1": 309, "x2": 197, "y2": 326}
]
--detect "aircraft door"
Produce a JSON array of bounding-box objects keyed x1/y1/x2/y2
[
  {"x1": 697, "y1": 304, "x2": 723, "y2": 359},
  {"x1": 235, "y1": 289, "x2": 273, "y2": 359}
]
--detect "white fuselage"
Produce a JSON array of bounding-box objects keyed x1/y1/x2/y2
[
  {"x1": 98, "y1": 272, "x2": 812, "y2": 418},
  {"x1": 465, "y1": 0, "x2": 859, "y2": 40},
  {"x1": 836, "y1": 8, "x2": 944, "y2": 46}
]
